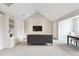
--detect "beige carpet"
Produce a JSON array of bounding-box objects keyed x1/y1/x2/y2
[{"x1": 0, "y1": 40, "x2": 79, "y2": 56}]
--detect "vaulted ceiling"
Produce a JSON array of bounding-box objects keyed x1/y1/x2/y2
[{"x1": 0, "y1": 3, "x2": 79, "y2": 21}]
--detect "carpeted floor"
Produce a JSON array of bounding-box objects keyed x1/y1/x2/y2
[{"x1": 0, "y1": 40, "x2": 79, "y2": 56}]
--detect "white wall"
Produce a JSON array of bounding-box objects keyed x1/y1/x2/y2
[
  {"x1": 52, "y1": 22, "x2": 58, "y2": 39},
  {"x1": 72, "y1": 17, "x2": 79, "y2": 34},
  {"x1": 72, "y1": 17, "x2": 79, "y2": 33},
  {"x1": 16, "y1": 20, "x2": 24, "y2": 41},
  {"x1": 77, "y1": 19, "x2": 79, "y2": 32},
  {"x1": 24, "y1": 13, "x2": 52, "y2": 36},
  {"x1": 58, "y1": 19, "x2": 73, "y2": 40}
]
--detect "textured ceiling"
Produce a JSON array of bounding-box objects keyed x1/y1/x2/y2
[{"x1": 1, "y1": 3, "x2": 79, "y2": 21}]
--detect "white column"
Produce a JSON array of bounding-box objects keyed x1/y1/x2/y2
[{"x1": 0, "y1": 14, "x2": 3, "y2": 49}]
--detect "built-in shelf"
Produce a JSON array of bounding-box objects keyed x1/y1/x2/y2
[{"x1": 9, "y1": 18, "x2": 15, "y2": 37}]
